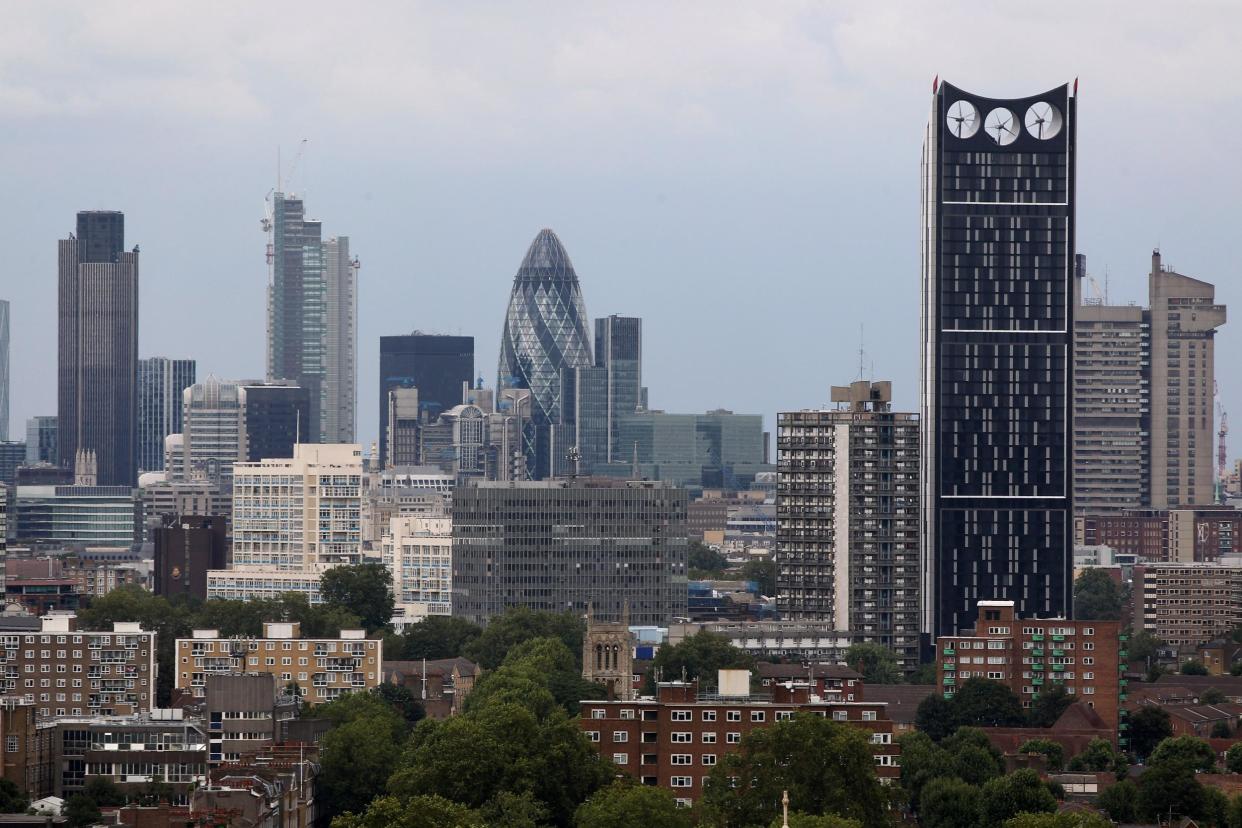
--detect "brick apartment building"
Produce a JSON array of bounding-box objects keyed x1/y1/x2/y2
[
  {"x1": 0, "y1": 613, "x2": 156, "y2": 720},
  {"x1": 1079, "y1": 507, "x2": 1242, "y2": 563},
  {"x1": 579, "y1": 669, "x2": 899, "y2": 805},
  {"x1": 935, "y1": 601, "x2": 1125, "y2": 731},
  {"x1": 1134, "y1": 563, "x2": 1242, "y2": 651},
  {"x1": 175, "y1": 622, "x2": 382, "y2": 704}
]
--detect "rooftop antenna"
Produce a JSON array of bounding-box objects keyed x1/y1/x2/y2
[{"x1": 1103, "y1": 265, "x2": 1111, "y2": 305}]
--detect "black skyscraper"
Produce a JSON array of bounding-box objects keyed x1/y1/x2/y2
[
  {"x1": 921, "y1": 82, "x2": 1076, "y2": 636},
  {"x1": 378, "y1": 335, "x2": 474, "y2": 467},
  {"x1": 243, "y1": 382, "x2": 313, "y2": 462},
  {"x1": 58, "y1": 211, "x2": 139, "y2": 486}
]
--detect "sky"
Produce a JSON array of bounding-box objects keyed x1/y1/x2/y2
[{"x1": 3, "y1": 1, "x2": 1240, "y2": 454}]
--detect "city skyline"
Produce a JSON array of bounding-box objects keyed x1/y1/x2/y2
[{"x1": 2, "y1": 5, "x2": 1239, "y2": 462}]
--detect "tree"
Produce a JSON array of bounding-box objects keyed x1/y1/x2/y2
[
  {"x1": 1067, "y1": 738, "x2": 1127, "y2": 775},
  {"x1": 320, "y1": 563, "x2": 395, "y2": 632},
  {"x1": 648, "y1": 631, "x2": 752, "y2": 692},
  {"x1": 574, "y1": 781, "x2": 694, "y2": 828},
  {"x1": 1136, "y1": 762, "x2": 1207, "y2": 822},
  {"x1": 374, "y1": 682, "x2": 426, "y2": 726},
  {"x1": 941, "y1": 728, "x2": 1005, "y2": 787},
  {"x1": 1181, "y1": 659, "x2": 1209, "y2": 676},
  {"x1": 1149, "y1": 735, "x2": 1217, "y2": 772},
  {"x1": 738, "y1": 559, "x2": 777, "y2": 596},
  {"x1": 773, "y1": 815, "x2": 863, "y2": 828},
  {"x1": 330, "y1": 794, "x2": 486, "y2": 828},
  {"x1": 688, "y1": 541, "x2": 728, "y2": 576},
  {"x1": 1073, "y1": 570, "x2": 1123, "y2": 620},
  {"x1": 1213, "y1": 721, "x2": 1233, "y2": 739},
  {"x1": 701, "y1": 714, "x2": 889, "y2": 828},
  {"x1": 1003, "y1": 813, "x2": 1113, "y2": 828},
  {"x1": 316, "y1": 692, "x2": 408, "y2": 819},
  {"x1": 464, "y1": 607, "x2": 585, "y2": 670},
  {"x1": 391, "y1": 616, "x2": 482, "y2": 660},
  {"x1": 1128, "y1": 705, "x2": 1173, "y2": 760},
  {"x1": 978, "y1": 769, "x2": 1058, "y2": 828},
  {"x1": 0, "y1": 779, "x2": 27, "y2": 813},
  {"x1": 1129, "y1": 630, "x2": 1165, "y2": 664},
  {"x1": 1227, "y1": 792, "x2": 1242, "y2": 828},
  {"x1": 1097, "y1": 779, "x2": 1139, "y2": 823},
  {"x1": 1205, "y1": 687, "x2": 1229, "y2": 705},
  {"x1": 1027, "y1": 684, "x2": 1075, "y2": 728},
  {"x1": 1227, "y1": 743, "x2": 1242, "y2": 774},
  {"x1": 951, "y1": 678, "x2": 1026, "y2": 728},
  {"x1": 843, "y1": 643, "x2": 901, "y2": 685},
  {"x1": 907, "y1": 661, "x2": 938, "y2": 684},
  {"x1": 467, "y1": 637, "x2": 603, "y2": 717},
  {"x1": 914, "y1": 694, "x2": 957, "y2": 742},
  {"x1": 919, "y1": 778, "x2": 982, "y2": 828},
  {"x1": 65, "y1": 794, "x2": 103, "y2": 828},
  {"x1": 1019, "y1": 738, "x2": 1065, "y2": 771}
]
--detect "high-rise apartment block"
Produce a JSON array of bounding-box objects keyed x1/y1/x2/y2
[
  {"x1": 776, "y1": 381, "x2": 921, "y2": 670},
  {"x1": 58, "y1": 211, "x2": 139, "y2": 486},
  {"x1": 498, "y1": 230, "x2": 593, "y2": 478},
  {"x1": 206, "y1": 444, "x2": 362, "y2": 602},
  {"x1": 381, "y1": 515, "x2": 452, "y2": 624},
  {"x1": 378, "y1": 335, "x2": 474, "y2": 468},
  {"x1": 265, "y1": 192, "x2": 357, "y2": 444},
  {"x1": 1073, "y1": 251, "x2": 1226, "y2": 512},
  {"x1": 0, "y1": 299, "x2": 8, "y2": 441},
  {"x1": 25, "y1": 416, "x2": 57, "y2": 465},
  {"x1": 921, "y1": 82, "x2": 1076, "y2": 636},
  {"x1": 452, "y1": 480, "x2": 688, "y2": 626},
  {"x1": 935, "y1": 600, "x2": 1124, "y2": 730},
  {"x1": 175, "y1": 622, "x2": 381, "y2": 704},
  {"x1": 1133, "y1": 562, "x2": 1242, "y2": 651},
  {"x1": 137, "y1": 357, "x2": 196, "y2": 473}
]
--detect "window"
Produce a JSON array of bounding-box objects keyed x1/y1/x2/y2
[
  {"x1": 702, "y1": 710, "x2": 716, "y2": 722},
  {"x1": 1083, "y1": 628, "x2": 1094, "y2": 636},
  {"x1": 671, "y1": 732, "x2": 692, "y2": 743},
  {"x1": 726, "y1": 710, "x2": 741, "y2": 722},
  {"x1": 672, "y1": 754, "x2": 692, "y2": 765},
  {"x1": 671, "y1": 777, "x2": 693, "y2": 788},
  {"x1": 586, "y1": 731, "x2": 600, "y2": 743},
  {"x1": 1084, "y1": 672, "x2": 1094, "y2": 680},
  {"x1": 1083, "y1": 643, "x2": 1095, "y2": 651},
  {"x1": 1083, "y1": 657, "x2": 1094, "y2": 666},
  {"x1": 702, "y1": 732, "x2": 716, "y2": 743},
  {"x1": 862, "y1": 710, "x2": 876, "y2": 721},
  {"x1": 776, "y1": 711, "x2": 793, "y2": 721},
  {"x1": 1083, "y1": 687, "x2": 1095, "y2": 695},
  {"x1": 591, "y1": 709, "x2": 606, "y2": 720},
  {"x1": 5, "y1": 737, "x2": 17, "y2": 752},
  {"x1": 832, "y1": 711, "x2": 848, "y2": 721},
  {"x1": 613, "y1": 732, "x2": 628, "y2": 743},
  {"x1": 702, "y1": 754, "x2": 717, "y2": 766},
  {"x1": 751, "y1": 711, "x2": 765, "y2": 722},
  {"x1": 727, "y1": 732, "x2": 741, "y2": 744},
  {"x1": 672, "y1": 710, "x2": 692, "y2": 721},
  {"x1": 619, "y1": 709, "x2": 635, "y2": 720},
  {"x1": 987, "y1": 671, "x2": 1005, "y2": 680},
  {"x1": 612, "y1": 754, "x2": 628, "y2": 765}
]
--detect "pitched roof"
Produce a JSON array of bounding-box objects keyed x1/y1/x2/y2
[
  {"x1": 1052, "y1": 701, "x2": 1107, "y2": 731},
  {"x1": 756, "y1": 662, "x2": 862, "y2": 680},
  {"x1": 864, "y1": 685, "x2": 937, "y2": 723}
]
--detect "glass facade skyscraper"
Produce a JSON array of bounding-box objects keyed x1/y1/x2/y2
[
  {"x1": 377, "y1": 335, "x2": 474, "y2": 468},
  {"x1": 0, "y1": 299, "x2": 8, "y2": 442},
  {"x1": 595, "y1": 315, "x2": 643, "y2": 463},
  {"x1": 498, "y1": 229, "x2": 593, "y2": 478},
  {"x1": 137, "y1": 357, "x2": 196, "y2": 473},
  {"x1": 921, "y1": 81, "x2": 1076, "y2": 636}
]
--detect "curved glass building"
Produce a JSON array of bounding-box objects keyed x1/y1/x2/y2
[{"x1": 498, "y1": 229, "x2": 593, "y2": 478}]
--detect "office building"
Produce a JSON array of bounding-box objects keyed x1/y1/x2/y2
[
  {"x1": 558, "y1": 364, "x2": 609, "y2": 475},
  {"x1": 497, "y1": 229, "x2": 593, "y2": 478},
  {"x1": 137, "y1": 357, "x2": 196, "y2": 474},
  {"x1": 0, "y1": 613, "x2": 156, "y2": 718},
  {"x1": 175, "y1": 621, "x2": 382, "y2": 703},
  {"x1": 202, "y1": 673, "x2": 299, "y2": 765},
  {"x1": 599, "y1": 409, "x2": 770, "y2": 489},
  {"x1": 420, "y1": 404, "x2": 488, "y2": 480},
  {"x1": 321, "y1": 236, "x2": 358, "y2": 443},
  {"x1": 378, "y1": 334, "x2": 474, "y2": 468},
  {"x1": 1073, "y1": 290, "x2": 1149, "y2": 512},
  {"x1": 580, "y1": 669, "x2": 899, "y2": 805},
  {"x1": 241, "y1": 380, "x2": 312, "y2": 462},
  {"x1": 935, "y1": 600, "x2": 1123, "y2": 729},
  {"x1": 1133, "y1": 562, "x2": 1242, "y2": 651},
  {"x1": 1073, "y1": 251, "x2": 1226, "y2": 512},
  {"x1": 0, "y1": 299, "x2": 7, "y2": 441},
  {"x1": 1148, "y1": 252, "x2": 1226, "y2": 508},
  {"x1": 595, "y1": 315, "x2": 644, "y2": 462},
  {"x1": 24, "y1": 416, "x2": 57, "y2": 465},
  {"x1": 207, "y1": 444, "x2": 362, "y2": 602},
  {"x1": 181, "y1": 376, "x2": 245, "y2": 487},
  {"x1": 153, "y1": 514, "x2": 228, "y2": 600},
  {"x1": 140, "y1": 478, "x2": 228, "y2": 542},
  {"x1": 57, "y1": 211, "x2": 139, "y2": 486},
  {"x1": 1079, "y1": 506, "x2": 1242, "y2": 563},
  {"x1": 921, "y1": 81, "x2": 1077, "y2": 636},
  {"x1": 360, "y1": 466, "x2": 452, "y2": 545},
  {"x1": 776, "y1": 380, "x2": 921, "y2": 670},
  {"x1": 385, "y1": 386, "x2": 421, "y2": 467},
  {"x1": 452, "y1": 479, "x2": 688, "y2": 626},
  {"x1": 381, "y1": 515, "x2": 452, "y2": 624},
  {"x1": 14, "y1": 485, "x2": 140, "y2": 548},
  {"x1": 0, "y1": 442, "x2": 23, "y2": 485},
  {"x1": 42, "y1": 714, "x2": 206, "y2": 800}
]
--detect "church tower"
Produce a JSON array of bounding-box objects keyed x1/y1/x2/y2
[{"x1": 582, "y1": 603, "x2": 634, "y2": 700}]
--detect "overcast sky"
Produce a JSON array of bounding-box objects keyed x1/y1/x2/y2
[{"x1": 3, "y1": 1, "x2": 1240, "y2": 452}]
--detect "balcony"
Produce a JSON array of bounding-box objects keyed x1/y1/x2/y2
[
  {"x1": 943, "y1": 663, "x2": 955, "y2": 671},
  {"x1": 942, "y1": 677, "x2": 955, "y2": 686},
  {"x1": 1032, "y1": 648, "x2": 1044, "y2": 657},
  {"x1": 943, "y1": 648, "x2": 955, "y2": 656},
  {"x1": 1032, "y1": 678, "x2": 1044, "y2": 686},
  {"x1": 1031, "y1": 635, "x2": 1044, "y2": 642},
  {"x1": 1051, "y1": 635, "x2": 1066, "y2": 642},
  {"x1": 1052, "y1": 649, "x2": 1065, "y2": 657}
]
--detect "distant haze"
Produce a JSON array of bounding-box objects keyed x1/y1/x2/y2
[{"x1": 2, "y1": 2, "x2": 1239, "y2": 453}]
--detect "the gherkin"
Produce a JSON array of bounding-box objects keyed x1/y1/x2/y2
[{"x1": 498, "y1": 229, "x2": 592, "y2": 478}]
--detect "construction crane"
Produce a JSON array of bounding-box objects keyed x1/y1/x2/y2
[{"x1": 1216, "y1": 381, "x2": 1229, "y2": 503}]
